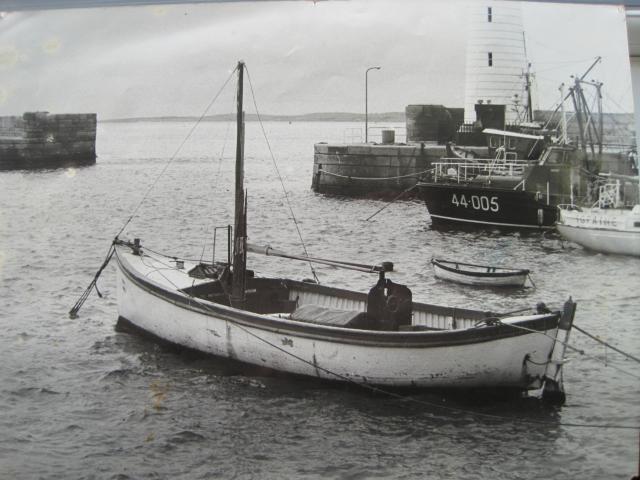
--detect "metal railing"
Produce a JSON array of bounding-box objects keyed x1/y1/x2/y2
[
  {"x1": 433, "y1": 158, "x2": 530, "y2": 183},
  {"x1": 596, "y1": 180, "x2": 623, "y2": 208}
]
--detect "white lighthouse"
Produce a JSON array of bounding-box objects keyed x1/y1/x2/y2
[{"x1": 463, "y1": 2, "x2": 529, "y2": 124}]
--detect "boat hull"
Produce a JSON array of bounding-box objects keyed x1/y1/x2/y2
[
  {"x1": 432, "y1": 261, "x2": 528, "y2": 287},
  {"x1": 418, "y1": 182, "x2": 557, "y2": 229},
  {"x1": 115, "y1": 246, "x2": 569, "y2": 391},
  {"x1": 557, "y1": 207, "x2": 640, "y2": 257}
]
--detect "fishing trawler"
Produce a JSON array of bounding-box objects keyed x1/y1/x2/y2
[
  {"x1": 418, "y1": 141, "x2": 584, "y2": 229},
  {"x1": 93, "y1": 62, "x2": 578, "y2": 400},
  {"x1": 418, "y1": 59, "x2": 629, "y2": 230}
]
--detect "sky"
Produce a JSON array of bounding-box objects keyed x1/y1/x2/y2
[{"x1": 0, "y1": 0, "x2": 633, "y2": 119}]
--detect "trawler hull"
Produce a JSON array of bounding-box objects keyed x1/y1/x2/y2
[
  {"x1": 115, "y1": 244, "x2": 574, "y2": 393},
  {"x1": 418, "y1": 182, "x2": 558, "y2": 229}
]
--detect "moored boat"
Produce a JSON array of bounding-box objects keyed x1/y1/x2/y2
[
  {"x1": 432, "y1": 258, "x2": 530, "y2": 287},
  {"x1": 417, "y1": 143, "x2": 581, "y2": 229},
  {"x1": 557, "y1": 179, "x2": 640, "y2": 256},
  {"x1": 419, "y1": 61, "x2": 634, "y2": 231},
  {"x1": 107, "y1": 62, "x2": 577, "y2": 401}
]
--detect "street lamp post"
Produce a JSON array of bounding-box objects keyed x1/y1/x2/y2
[{"x1": 365, "y1": 66, "x2": 381, "y2": 143}]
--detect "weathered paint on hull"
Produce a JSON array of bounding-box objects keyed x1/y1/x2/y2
[{"x1": 115, "y1": 247, "x2": 563, "y2": 390}]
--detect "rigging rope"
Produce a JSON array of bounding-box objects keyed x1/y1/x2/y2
[
  {"x1": 245, "y1": 66, "x2": 319, "y2": 283},
  {"x1": 69, "y1": 68, "x2": 238, "y2": 318},
  {"x1": 196, "y1": 110, "x2": 234, "y2": 268},
  {"x1": 115, "y1": 66, "x2": 238, "y2": 239}
]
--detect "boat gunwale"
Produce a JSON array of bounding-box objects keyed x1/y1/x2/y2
[
  {"x1": 432, "y1": 258, "x2": 530, "y2": 278},
  {"x1": 416, "y1": 181, "x2": 544, "y2": 196},
  {"x1": 115, "y1": 245, "x2": 561, "y2": 348}
]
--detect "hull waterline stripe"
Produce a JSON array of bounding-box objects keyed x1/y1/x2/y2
[{"x1": 429, "y1": 214, "x2": 554, "y2": 230}]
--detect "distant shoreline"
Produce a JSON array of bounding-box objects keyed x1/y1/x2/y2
[
  {"x1": 99, "y1": 110, "x2": 634, "y2": 127},
  {"x1": 100, "y1": 112, "x2": 406, "y2": 123}
]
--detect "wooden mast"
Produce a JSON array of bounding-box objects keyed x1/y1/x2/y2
[
  {"x1": 231, "y1": 61, "x2": 247, "y2": 307},
  {"x1": 522, "y1": 33, "x2": 533, "y2": 123}
]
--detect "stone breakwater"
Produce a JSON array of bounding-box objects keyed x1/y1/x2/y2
[{"x1": 0, "y1": 112, "x2": 96, "y2": 170}]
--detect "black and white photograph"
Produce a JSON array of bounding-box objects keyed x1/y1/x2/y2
[{"x1": 1, "y1": 0, "x2": 639, "y2": 478}]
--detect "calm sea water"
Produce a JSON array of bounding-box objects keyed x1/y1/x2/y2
[{"x1": 1, "y1": 120, "x2": 639, "y2": 479}]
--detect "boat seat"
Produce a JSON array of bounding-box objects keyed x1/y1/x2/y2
[{"x1": 290, "y1": 304, "x2": 375, "y2": 330}]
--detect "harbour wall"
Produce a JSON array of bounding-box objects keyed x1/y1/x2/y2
[
  {"x1": 0, "y1": 112, "x2": 97, "y2": 170},
  {"x1": 312, "y1": 143, "x2": 487, "y2": 197}
]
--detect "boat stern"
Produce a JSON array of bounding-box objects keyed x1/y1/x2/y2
[{"x1": 531, "y1": 298, "x2": 577, "y2": 403}]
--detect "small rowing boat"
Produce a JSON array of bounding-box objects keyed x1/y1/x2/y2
[{"x1": 432, "y1": 258, "x2": 530, "y2": 287}]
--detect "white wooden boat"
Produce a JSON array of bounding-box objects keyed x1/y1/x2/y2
[
  {"x1": 432, "y1": 258, "x2": 530, "y2": 287},
  {"x1": 557, "y1": 181, "x2": 640, "y2": 257},
  {"x1": 112, "y1": 62, "x2": 577, "y2": 401}
]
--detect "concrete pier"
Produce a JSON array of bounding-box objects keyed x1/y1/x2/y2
[
  {"x1": 0, "y1": 112, "x2": 97, "y2": 170},
  {"x1": 312, "y1": 142, "x2": 448, "y2": 197}
]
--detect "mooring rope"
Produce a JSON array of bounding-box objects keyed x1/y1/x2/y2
[
  {"x1": 174, "y1": 285, "x2": 637, "y2": 430},
  {"x1": 573, "y1": 324, "x2": 640, "y2": 364},
  {"x1": 69, "y1": 243, "x2": 115, "y2": 319},
  {"x1": 365, "y1": 184, "x2": 418, "y2": 221},
  {"x1": 245, "y1": 66, "x2": 319, "y2": 284},
  {"x1": 496, "y1": 319, "x2": 640, "y2": 380},
  {"x1": 319, "y1": 168, "x2": 434, "y2": 181},
  {"x1": 223, "y1": 319, "x2": 639, "y2": 430},
  {"x1": 104, "y1": 244, "x2": 638, "y2": 430}
]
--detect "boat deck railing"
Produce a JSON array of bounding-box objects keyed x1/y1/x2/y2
[
  {"x1": 433, "y1": 158, "x2": 530, "y2": 183},
  {"x1": 596, "y1": 180, "x2": 624, "y2": 208}
]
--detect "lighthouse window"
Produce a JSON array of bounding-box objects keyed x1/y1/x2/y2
[
  {"x1": 488, "y1": 52, "x2": 493, "y2": 67},
  {"x1": 488, "y1": 7, "x2": 492, "y2": 22}
]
